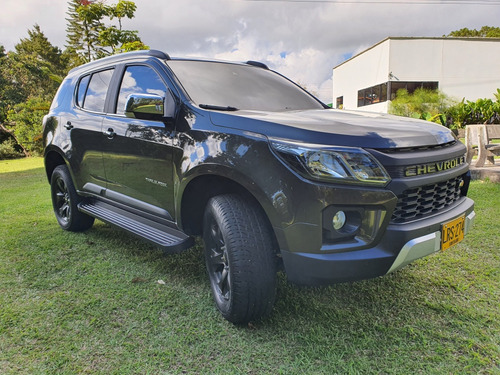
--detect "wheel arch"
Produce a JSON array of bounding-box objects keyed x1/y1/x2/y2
[
  {"x1": 179, "y1": 172, "x2": 280, "y2": 254},
  {"x1": 44, "y1": 148, "x2": 68, "y2": 183}
]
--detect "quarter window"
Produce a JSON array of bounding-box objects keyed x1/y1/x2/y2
[
  {"x1": 76, "y1": 75, "x2": 90, "y2": 107},
  {"x1": 82, "y1": 69, "x2": 114, "y2": 112},
  {"x1": 116, "y1": 65, "x2": 166, "y2": 114}
]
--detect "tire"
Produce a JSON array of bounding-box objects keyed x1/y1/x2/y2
[
  {"x1": 50, "y1": 165, "x2": 94, "y2": 232},
  {"x1": 203, "y1": 194, "x2": 277, "y2": 324}
]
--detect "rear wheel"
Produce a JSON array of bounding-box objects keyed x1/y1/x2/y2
[
  {"x1": 203, "y1": 194, "x2": 277, "y2": 324},
  {"x1": 50, "y1": 165, "x2": 94, "y2": 231}
]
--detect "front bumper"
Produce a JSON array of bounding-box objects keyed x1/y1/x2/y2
[{"x1": 280, "y1": 197, "x2": 475, "y2": 286}]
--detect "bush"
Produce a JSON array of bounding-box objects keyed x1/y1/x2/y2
[
  {"x1": 0, "y1": 138, "x2": 23, "y2": 160},
  {"x1": 389, "y1": 88, "x2": 454, "y2": 126},
  {"x1": 445, "y1": 91, "x2": 500, "y2": 128},
  {"x1": 6, "y1": 96, "x2": 50, "y2": 156},
  {"x1": 389, "y1": 88, "x2": 500, "y2": 129}
]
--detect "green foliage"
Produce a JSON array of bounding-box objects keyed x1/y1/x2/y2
[
  {"x1": 15, "y1": 24, "x2": 69, "y2": 77},
  {"x1": 121, "y1": 40, "x2": 149, "y2": 52},
  {"x1": 66, "y1": 0, "x2": 146, "y2": 65},
  {"x1": 0, "y1": 138, "x2": 23, "y2": 160},
  {"x1": 446, "y1": 91, "x2": 500, "y2": 128},
  {"x1": 447, "y1": 26, "x2": 500, "y2": 38},
  {"x1": 6, "y1": 97, "x2": 51, "y2": 155},
  {"x1": 389, "y1": 88, "x2": 500, "y2": 129},
  {"x1": 388, "y1": 88, "x2": 455, "y2": 125},
  {"x1": 0, "y1": 27, "x2": 66, "y2": 122},
  {"x1": 66, "y1": 0, "x2": 107, "y2": 64},
  {"x1": 0, "y1": 26, "x2": 68, "y2": 155}
]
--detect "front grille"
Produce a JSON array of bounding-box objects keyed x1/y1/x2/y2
[{"x1": 391, "y1": 175, "x2": 464, "y2": 223}]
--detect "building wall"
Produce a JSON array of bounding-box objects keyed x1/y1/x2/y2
[
  {"x1": 333, "y1": 38, "x2": 500, "y2": 113},
  {"x1": 332, "y1": 39, "x2": 390, "y2": 111}
]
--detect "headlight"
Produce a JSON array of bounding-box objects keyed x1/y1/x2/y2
[{"x1": 270, "y1": 140, "x2": 391, "y2": 186}]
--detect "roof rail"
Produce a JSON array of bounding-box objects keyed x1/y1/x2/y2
[
  {"x1": 68, "y1": 50, "x2": 170, "y2": 74},
  {"x1": 246, "y1": 60, "x2": 269, "y2": 70}
]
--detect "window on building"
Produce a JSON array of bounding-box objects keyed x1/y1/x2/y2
[
  {"x1": 389, "y1": 81, "x2": 438, "y2": 100},
  {"x1": 357, "y1": 82, "x2": 389, "y2": 107},
  {"x1": 336, "y1": 96, "x2": 343, "y2": 109},
  {"x1": 357, "y1": 81, "x2": 438, "y2": 107}
]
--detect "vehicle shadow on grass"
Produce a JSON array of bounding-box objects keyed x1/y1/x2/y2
[
  {"x1": 76, "y1": 222, "x2": 457, "y2": 328},
  {"x1": 81, "y1": 221, "x2": 208, "y2": 283},
  {"x1": 83, "y1": 221, "x2": 433, "y2": 329}
]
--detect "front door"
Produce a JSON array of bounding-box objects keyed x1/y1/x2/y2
[{"x1": 101, "y1": 65, "x2": 175, "y2": 219}]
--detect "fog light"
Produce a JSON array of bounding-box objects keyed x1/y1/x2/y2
[{"x1": 332, "y1": 211, "x2": 346, "y2": 230}]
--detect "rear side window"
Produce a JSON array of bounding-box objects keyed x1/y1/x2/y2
[{"x1": 79, "y1": 69, "x2": 114, "y2": 112}]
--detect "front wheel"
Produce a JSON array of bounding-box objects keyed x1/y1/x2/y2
[
  {"x1": 203, "y1": 194, "x2": 277, "y2": 324},
  {"x1": 50, "y1": 165, "x2": 94, "y2": 232}
]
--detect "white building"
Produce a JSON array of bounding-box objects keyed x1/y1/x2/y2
[{"x1": 332, "y1": 37, "x2": 500, "y2": 113}]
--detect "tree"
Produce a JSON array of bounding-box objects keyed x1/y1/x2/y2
[
  {"x1": 99, "y1": 0, "x2": 147, "y2": 53},
  {"x1": 66, "y1": 0, "x2": 107, "y2": 65},
  {"x1": 447, "y1": 26, "x2": 500, "y2": 38},
  {"x1": 15, "y1": 24, "x2": 68, "y2": 77},
  {"x1": 65, "y1": 0, "x2": 147, "y2": 66},
  {"x1": 0, "y1": 26, "x2": 67, "y2": 156},
  {"x1": 0, "y1": 48, "x2": 55, "y2": 154}
]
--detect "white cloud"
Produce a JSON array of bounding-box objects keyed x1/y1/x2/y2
[{"x1": 2, "y1": 0, "x2": 500, "y2": 103}]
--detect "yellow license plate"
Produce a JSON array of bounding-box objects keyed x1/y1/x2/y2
[{"x1": 441, "y1": 215, "x2": 465, "y2": 251}]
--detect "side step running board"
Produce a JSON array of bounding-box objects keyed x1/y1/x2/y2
[{"x1": 78, "y1": 200, "x2": 194, "y2": 253}]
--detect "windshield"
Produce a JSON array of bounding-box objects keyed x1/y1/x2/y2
[{"x1": 167, "y1": 60, "x2": 324, "y2": 112}]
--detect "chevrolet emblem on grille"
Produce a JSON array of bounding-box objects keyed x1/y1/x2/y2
[{"x1": 405, "y1": 156, "x2": 466, "y2": 177}]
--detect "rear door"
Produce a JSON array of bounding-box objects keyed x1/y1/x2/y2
[
  {"x1": 101, "y1": 64, "x2": 176, "y2": 219},
  {"x1": 66, "y1": 68, "x2": 114, "y2": 194}
]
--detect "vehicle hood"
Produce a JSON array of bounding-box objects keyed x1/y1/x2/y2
[{"x1": 208, "y1": 108, "x2": 455, "y2": 148}]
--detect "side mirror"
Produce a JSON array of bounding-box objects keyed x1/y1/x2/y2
[{"x1": 124, "y1": 92, "x2": 175, "y2": 121}]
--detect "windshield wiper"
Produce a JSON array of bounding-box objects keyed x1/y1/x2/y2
[{"x1": 199, "y1": 104, "x2": 238, "y2": 111}]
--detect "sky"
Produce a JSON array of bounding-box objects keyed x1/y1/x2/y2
[{"x1": 1, "y1": 0, "x2": 500, "y2": 103}]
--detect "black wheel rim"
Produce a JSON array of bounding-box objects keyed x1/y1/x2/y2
[
  {"x1": 54, "y1": 176, "x2": 71, "y2": 224},
  {"x1": 206, "y1": 219, "x2": 231, "y2": 303}
]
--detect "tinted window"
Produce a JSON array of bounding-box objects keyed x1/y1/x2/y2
[
  {"x1": 83, "y1": 69, "x2": 114, "y2": 112},
  {"x1": 358, "y1": 82, "x2": 388, "y2": 107},
  {"x1": 336, "y1": 96, "x2": 343, "y2": 109},
  {"x1": 76, "y1": 75, "x2": 90, "y2": 107},
  {"x1": 116, "y1": 65, "x2": 166, "y2": 114},
  {"x1": 389, "y1": 81, "x2": 439, "y2": 100},
  {"x1": 167, "y1": 60, "x2": 323, "y2": 112}
]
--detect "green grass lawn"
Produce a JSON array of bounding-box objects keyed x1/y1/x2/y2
[{"x1": 0, "y1": 158, "x2": 499, "y2": 374}]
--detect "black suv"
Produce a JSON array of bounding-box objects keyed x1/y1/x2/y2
[{"x1": 43, "y1": 50, "x2": 475, "y2": 323}]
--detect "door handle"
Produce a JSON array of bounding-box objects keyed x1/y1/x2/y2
[
  {"x1": 64, "y1": 121, "x2": 73, "y2": 130},
  {"x1": 104, "y1": 128, "x2": 116, "y2": 139}
]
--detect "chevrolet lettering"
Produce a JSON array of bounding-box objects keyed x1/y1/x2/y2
[
  {"x1": 405, "y1": 156, "x2": 466, "y2": 177},
  {"x1": 43, "y1": 50, "x2": 475, "y2": 324}
]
